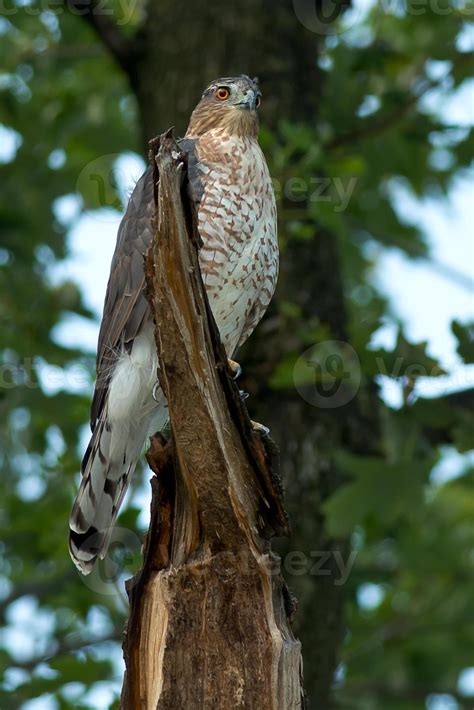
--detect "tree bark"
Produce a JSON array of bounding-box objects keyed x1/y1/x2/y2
[{"x1": 121, "y1": 132, "x2": 304, "y2": 709}]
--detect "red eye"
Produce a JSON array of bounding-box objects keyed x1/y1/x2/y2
[{"x1": 216, "y1": 87, "x2": 230, "y2": 101}]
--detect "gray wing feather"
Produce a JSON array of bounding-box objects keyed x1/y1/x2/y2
[
  {"x1": 70, "y1": 137, "x2": 203, "y2": 573},
  {"x1": 90, "y1": 168, "x2": 154, "y2": 429},
  {"x1": 89, "y1": 137, "x2": 203, "y2": 431}
]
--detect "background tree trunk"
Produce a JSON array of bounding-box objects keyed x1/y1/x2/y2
[{"x1": 132, "y1": 0, "x2": 325, "y2": 143}]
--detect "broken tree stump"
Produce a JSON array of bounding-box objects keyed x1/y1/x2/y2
[{"x1": 120, "y1": 130, "x2": 305, "y2": 709}]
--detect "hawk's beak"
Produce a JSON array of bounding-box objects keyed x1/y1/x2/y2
[{"x1": 236, "y1": 89, "x2": 261, "y2": 111}]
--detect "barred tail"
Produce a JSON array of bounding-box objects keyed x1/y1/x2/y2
[{"x1": 68, "y1": 409, "x2": 148, "y2": 574}]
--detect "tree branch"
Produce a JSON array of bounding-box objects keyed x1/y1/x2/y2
[
  {"x1": 327, "y1": 53, "x2": 472, "y2": 150},
  {"x1": 409, "y1": 386, "x2": 474, "y2": 447},
  {"x1": 7, "y1": 628, "x2": 122, "y2": 672},
  {"x1": 0, "y1": 570, "x2": 77, "y2": 623},
  {"x1": 120, "y1": 131, "x2": 304, "y2": 708},
  {"x1": 63, "y1": 0, "x2": 141, "y2": 84},
  {"x1": 327, "y1": 90, "x2": 422, "y2": 150}
]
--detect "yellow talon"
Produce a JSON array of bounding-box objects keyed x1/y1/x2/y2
[
  {"x1": 251, "y1": 420, "x2": 270, "y2": 436},
  {"x1": 227, "y1": 358, "x2": 242, "y2": 379}
]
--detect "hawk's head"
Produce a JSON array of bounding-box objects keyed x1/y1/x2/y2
[{"x1": 186, "y1": 75, "x2": 261, "y2": 139}]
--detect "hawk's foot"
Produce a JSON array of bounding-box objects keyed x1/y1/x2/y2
[
  {"x1": 239, "y1": 390, "x2": 249, "y2": 401},
  {"x1": 228, "y1": 358, "x2": 242, "y2": 380},
  {"x1": 251, "y1": 420, "x2": 270, "y2": 436}
]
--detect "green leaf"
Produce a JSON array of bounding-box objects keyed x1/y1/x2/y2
[
  {"x1": 323, "y1": 452, "x2": 432, "y2": 536},
  {"x1": 452, "y1": 319, "x2": 474, "y2": 364}
]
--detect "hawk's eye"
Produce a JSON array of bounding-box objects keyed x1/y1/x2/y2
[{"x1": 215, "y1": 87, "x2": 230, "y2": 101}]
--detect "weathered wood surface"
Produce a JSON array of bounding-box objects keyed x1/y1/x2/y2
[{"x1": 121, "y1": 131, "x2": 305, "y2": 709}]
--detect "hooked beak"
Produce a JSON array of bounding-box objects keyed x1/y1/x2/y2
[{"x1": 235, "y1": 88, "x2": 261, "y2": 111}]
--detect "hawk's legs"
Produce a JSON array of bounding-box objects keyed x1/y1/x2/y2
[
  {"x1": 227, "y1": 359, "x2": 270, "y2": 435},
  {"x1": 228, "y1": 358, "x2": 250, "y2": 402},
  {"x1": 153, "y1": 358, "x2": 269, "y2": 435}
]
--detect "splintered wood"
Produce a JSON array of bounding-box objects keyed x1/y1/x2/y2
[{"x1": 120, "y1": 131, "x2": 304, "y2": 710}]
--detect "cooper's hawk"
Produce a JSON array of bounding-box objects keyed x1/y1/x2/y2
[{"x1": 69, "y1": 75, "x2": 278, "y2": 574}]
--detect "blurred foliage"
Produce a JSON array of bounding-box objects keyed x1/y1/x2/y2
[{"x1": 0, "y1": 1, "x2": 473, "y2": 709}]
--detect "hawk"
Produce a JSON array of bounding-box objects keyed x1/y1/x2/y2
[{"x1": 69, "y1": 75, "x2": 278, "y2": 574}]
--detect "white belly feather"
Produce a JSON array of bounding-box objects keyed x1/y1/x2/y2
[{"x1": 196, "y1": 131, "x2": 278, "y2": 355}]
